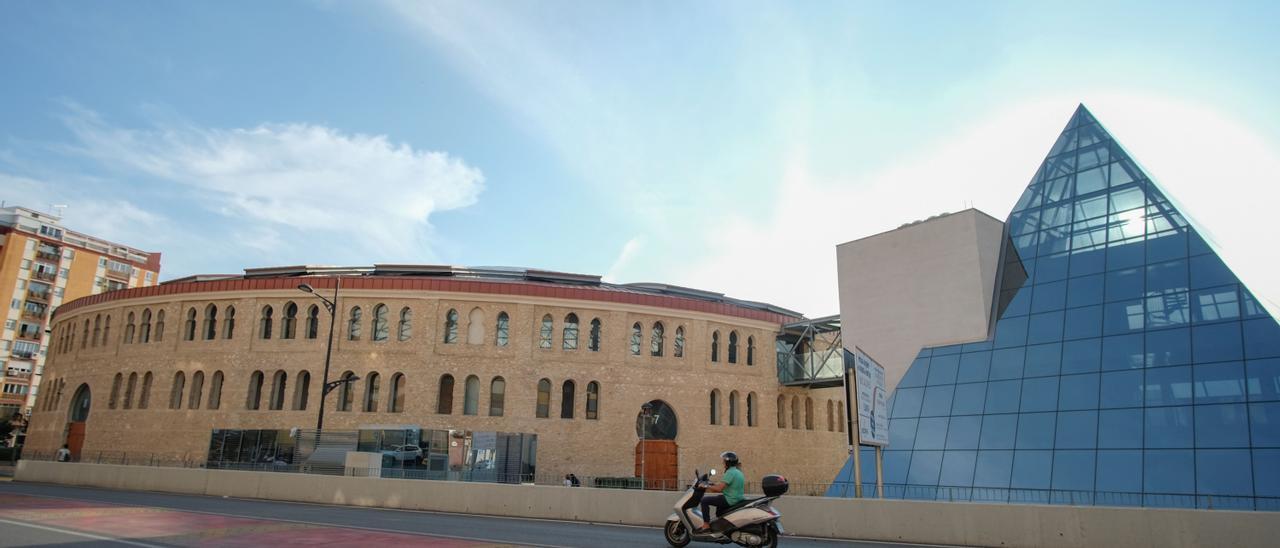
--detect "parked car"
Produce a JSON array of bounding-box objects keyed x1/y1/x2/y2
[{"x1": 382, "y1": 445, "x2": 423, "y2": 463}]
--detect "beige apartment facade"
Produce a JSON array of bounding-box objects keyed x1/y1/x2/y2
[{"x1": 26, "y1": 267, "x2": 849, "y2": 489}]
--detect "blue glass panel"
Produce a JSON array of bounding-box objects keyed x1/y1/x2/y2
[
  {"x1": 1035, "y1": 254, "x2": 1070, "y2": 283},
  {"x1": 1194, "y1": 403, "x2": 1250, "y2": 448},
  {"x1": 889, "y1": 418, "x2": 919, "y2": 448},
  {"x1": 957, "y1": 352, "x2": 991, "y2": 383},
  {"x1": 1055, "y1": 410, "x2": 1098, "y2": 449},
  {"x1": 1242, "y1": 288, "x2": 1269, "y2": 319},
  {"x1": 1189, "y1": 254, "x2": 1238, "y2": 289},
  {"x1": 1146, "y1": 290, "x2": 1190, "y2": 327},
  {"x1": 1075, "y1": 165, "x2": 1107, "y2": 195},
  {"x1": 1101, "y1": 334, "x2": 1143, "y2": 371},
  {"x1": 979, "y1": 413, "x2": 1017, "y2": 449},
  {"x1": 926, "y1": 354, "x2": 960, "y2": 386},
  {"x1": 883, "y1": 451, "x2": 911, "y2": 484},
  {"x1": 1244, "y1": 318, "x2": 1280, "y2": 359},
  {"x1": 1144, "y1": 450, "x2": 1194, "y2": 494},
  {"x1": 1059, "y1": 373, "x2": 1100, "y2": 411},
  {"x1": 1096, "y1": 450, "x2": 1142, "y2": 492},
  {"x1": 915, "y1": 417, "x2": 949, "y2": 450},
  {"x1": 1098, "y1": 409, "x2": 1143, "y2": 448},
  {"x1": 1106, "y1": 241, "x2": 1145, "y2": 271},
  {"x1": 1109, "y1": 186, "x2": 1145, "y2": 213},
  {"x1": 1106, "y1": 268, "x2": 1145, "y2": 302},
  {"x1": 1020, "y1": 378, "x2": 1060, "y2": 412},
  {"x1": 1100, "y1": 370, "x2": 1144, "y2": 408},
  {"x1": 899, "y1": 358, "x2": 930, "y2": 388},
  {"x1": 1145, "y1": 327, "x2": 1191, "y2": 367},
  {"x1": 1010, "y1": 450, "x2": 1052, "y2": 489},
  {"x1": 994, "y1": 316, "x2": 1029, "y2": 348},
  {"x1": 1193, "y1": 322, "x2": 1243, "y2": 363},
  {"x1": 1247, "y1": 358, "x2": 1280, "y2": 402},
  {"x1": 1255, "y1": 449, "x2": 1280, "y2": 497},
  {"x1": 945, "y1": 415, "x2": 982, "y2": 449},
  {"x1": 1145, "y1": 406, "x2": 1193, "y2": 448},
  {"x1": 1015, "y1": 412, "x2": 1056, "y2": 449},
  {"x1": 1191, "y1": 285, "x2": 1240, "y2": 323},
  {"x1": 907, "y1": 450, "x2": 944, "y2": 485},
  {"x1": 1025, "y1": 343, "x2": 1062, "y2": 377},
  {"x1": 990, "y1": 348, "x2": 1026, "y2": 380},
  {"x1": 951, "y1": 383, "x2": 987, "y2": 416},
  {"x1": 1063, "y1": 305, "x2": 1103, "y2": 340},
  {"x1": 1064, "y1": 274, "x2": 1105, "y2": 308},
  {"x1": 1103, "y1": 299, "x2": 1144, "y2": 334},
  {"x1": 973, "y1": 450, "x2": 1014, "y2": 488},
  {"x1": 1070, "y1": 248, "x2": 1106, "y2": 277},
  {"x1": 1144, "y1": 366, "x2": 1192, "y2": 406},
  {"x1": 1062, "y1": 338, "x2": 1102, "y2": 374},
  {"x1": 1249, "y1": 402, "x2": 1280, "y2": 447},
  {"x1": 1197, "y1": 449, "x2": 1254, "y2": 496},
  {"x1": 1031, "y1": 281, "x2": 1067, "y2": 313},
  {"x1": 892, "y1": 387, "x2": 924, "y2": 418},
  {"x1": 1003, "y1": 287, "x2": 1031, "y2": 317},
  {"x1": 985, "y1": 381, "x2": 1021, "y2": 414},
  {"x1": 1146, "y1": 230, "x2": 1188, "y2": 263},
  {"x1": 962, "y1": 340, "x2": 993, "y2": 352},
  {"x1": 920, "y1": 386, "x2": 955, "y2": 417},
  {"x1": 1027, "y1": 312, "x2": 1065, "y2": 344},
  {"x1": 1192, "y1": 361, "x2": 1245, "y2": 404},
  {"x1": 1145, "y1": 259, "x2": 1188, "y2": 295},
  {"x1": 1052, "y1": 450, "x2": 1096, "y2": 491},
  {"x1": 858, "y1": 446, "x2": 876, "y2": 485},
  {"x1": 934, "y1": 344, "x2": 963, "y2": 356},
  {"x1": 1188, "y1": 230, "x2": 1213, "y2": 256},
  {"x1": 938, "y1": 450, "x2": 977, "y2": 487}
]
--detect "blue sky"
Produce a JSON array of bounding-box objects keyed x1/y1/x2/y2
[{"x1": 2, "y1": 1, "x2": 1278, "y2": 316}]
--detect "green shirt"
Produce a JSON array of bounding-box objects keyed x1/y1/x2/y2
[{"x1": 720, "y1": 467, "x2": 745, "y2": 505}]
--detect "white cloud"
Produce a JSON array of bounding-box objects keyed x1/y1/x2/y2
[{"x1": 603, "y1": 236, "x2": 642, "y2": 283}]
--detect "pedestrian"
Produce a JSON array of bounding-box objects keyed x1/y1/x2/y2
[
  {"x1": 563, "y1": 474, "x2": 573, "y2": 487},
  {"x1": 56, "y1": 444, "x2": 71, "y2": 462},
  {"x1": 569, "y1": 473, "x2": 581, "y2": 487}
]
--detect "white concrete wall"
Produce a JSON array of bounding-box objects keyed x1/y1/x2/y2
[{"x1": 18, "y1": 461, "x2": 1280, "y2": 547}]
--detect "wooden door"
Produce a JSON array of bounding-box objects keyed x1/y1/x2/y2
[
  {"x1": 66, "y1": 422, "x2": 86, "y2": 461},
  {"x1": 635, "y1": 440, "x2": 678, "y2": 490}
]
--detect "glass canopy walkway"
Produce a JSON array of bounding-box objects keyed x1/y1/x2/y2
[{"x1": 776, "y1": 315, "x2": 846, "y2": 388}]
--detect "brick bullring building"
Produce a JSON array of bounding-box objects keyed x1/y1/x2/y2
[{"x1": 24, "y1": 265, "x2": 849, "y2": 489}]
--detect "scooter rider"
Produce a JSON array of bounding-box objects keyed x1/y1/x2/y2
[{"x1": 696, "y1": 451, "x2": 744, "y2": 532}]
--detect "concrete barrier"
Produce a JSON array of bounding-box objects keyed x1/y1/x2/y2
[{"x1": 16, "y1": 461, "x2": 1280, "y2": 547}]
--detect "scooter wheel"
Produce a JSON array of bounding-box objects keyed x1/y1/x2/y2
[
  {"x1": 763, "y1": 525, "x2": 778, "y2": 548},
  {"x1": 664, "y1": 521, "x2": 691, "y2": 547}
]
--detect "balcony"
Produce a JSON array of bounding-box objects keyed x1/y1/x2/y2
[
  {"x1": 15, "y1": 330, "x2": 42, "y2": 342},
  {"x1": 4, "y1": 371, "x2": 32, "y2": 380},
  {"x1": 0, "y1": 392, "x2": 27, "y2": 404},
  {"x1": 20, "y1": 308, "x2": 47, "y2": 322},
  {"x1": 9, "y1": 349, "x2": 38, "y2": 360},
  {"x1": 105, "y1": 267, "x2": 133, "y2": 281},
  {"x1": 35, "y1": 249, "x2": 61, "y2": 262},
  {"x1": 32, "y1": 270, "x2": 57, "y2": 282},
  {"x1": 25, "y1": 289, "x2": 50, "y2": 303}
]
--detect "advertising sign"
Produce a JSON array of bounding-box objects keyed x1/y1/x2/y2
[{"x1": 850, "y1": 347, "x2": 889, "y2": 446}]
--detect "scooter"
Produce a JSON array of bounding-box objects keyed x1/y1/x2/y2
[{"x1": 663, "y1": 468, "x2": 788, "y2": 547}]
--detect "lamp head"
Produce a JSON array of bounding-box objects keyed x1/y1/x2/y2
[{"x1": 297, "y1": 283, "x2": 315, "y2": 294}]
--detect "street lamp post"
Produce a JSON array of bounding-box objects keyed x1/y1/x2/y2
[
  {"x1": 640, "y1": 402, "x2": 652, "y2": 490},
  {"x1": 298, "y1": 278, "x2": 357, "y2": 434}
]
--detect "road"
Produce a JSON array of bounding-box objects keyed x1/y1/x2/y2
[{"x1": 0, "y1": 481, "x2": 923, "y2": 547}]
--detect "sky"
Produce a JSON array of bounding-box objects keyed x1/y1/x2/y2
[{"x1": 2, "y1": 1, "x2": 1278, "y2": 317}]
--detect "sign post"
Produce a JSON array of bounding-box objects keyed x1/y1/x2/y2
[{"x1": 847, "y1": 346, "x2": 888, "y2": 498}]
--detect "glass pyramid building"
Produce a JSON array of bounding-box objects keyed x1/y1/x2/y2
[{"x1": 828, "y1": 105, "x2": 1280, "y2": 510}]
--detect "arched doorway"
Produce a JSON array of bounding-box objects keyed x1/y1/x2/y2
[
  {"x1": 66, "y1": 384, "x2": 91, "y2": 461},
  {"x1": 636, "y1": 400, "x2": 678, "y2": 490}
]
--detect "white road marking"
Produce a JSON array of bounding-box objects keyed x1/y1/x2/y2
[{"x1": 0, "y1": 517, "x2": 166, "y2": 547}]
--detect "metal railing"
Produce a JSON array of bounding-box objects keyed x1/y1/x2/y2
[{"x1": 823, "y1": 483, "x2": 1280, "y2": 511}]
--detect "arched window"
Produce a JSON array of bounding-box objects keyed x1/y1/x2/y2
[
  {"x1": 69, "y1": 384, "x2": 91, "y2": 422},
  {"x1": 223, "y1": 306, "x2": 236, "y2": 339},
  {"x1": 124, "y1": 373, "x2": 138, "y2": 409},
  {"x1": 489, "y1": 377, "x2": 505, "y2": 416},
  {"x1": 588, "y1": 318, "x2": 601, "y2": 352},
  {"x1": 650, "y1": 322, "x2": 664, "y2": 357},
  {"x1": 837, "y1": 400, "x2": 845, "y2": 433},
  {"x1": 747, "y1": 392, "x2": 757, "y2": 427},
  {"x1": 729, "y1": 391, "x2": 739, "y2": 426},
  {"x1": 805, "y1": 397, "x2": 814, "y2": 430},
  {"x1": 443, "y1": 309, "x2": 459, "y2": 343},
  {"x1": 561, "y1": 380, "x2": 576, "y2": 419},
  {"x1": 293, "y1": 371, "x2": 310, "y2": 411},
  {"x1": 183, "y1": 309, "x2": 196, "y2": 341},
  {"x1": 208, "y1": 371, "x2": 224, "y2": 410},
  {"x1": 388, "y1": 373, "x2": 405, "y2": 413},
  {"x1": 536, "y1": 379, "x2": 551, "y2": 418},
  {"x1": 203, "y1": 304, "x2": 218, "y2": 340},
  {"x1": 246, "y1": 371, "x2": 264, "y2": 410},
  {"x1": 629, "y1": 323, "x2": 642, "y2": 356},
  {"x1": 826, "y1": 400, "x2": 834, "y2": 432},
  {"x1": 103, "y1": 315, "x2": 112, "y2": 345},
  {"x1": 370, "y1": 304, "x2": 387, "y2": 342},
  {"x1": 562, "y1": 313, "x2": 579, "y2": 350},
  {"x1": 463, "y1": 375, "x2": 480, "y2": 415},
  {"x1": 189, "y1": 371, "x2": 205, "y2": 409},
  {"x1": 437, "y1": 374, "x2": 454, "y2": 414},
  {"x1": 259, "y1": 306, "x2": 273, "y2": 340},
  {"x1": 138, "y1": 372, "x2": 153, "y2": 409},
  {"x1": 711, "y1": 331, "x2": 720, "y2": 362},
  {"x1": 305, "y1": 305, "x2": 319, "y2": 339},
  {"x1": 109, "y1": 373, "x2": 122, "y2": 409},
  {"x1": 124, "y1": 313, "x2": 135, "y2": 344},
  {"x1": 92, "y1": 315, "x2": 101, "y2": 347},
  {"x1": 81, "y1": 319, "x2": 89, "y2": 349},
  {"x1": 140, "y1": 309, "x2": 152, "y2": 343},
  {"x1": 539, "y1": 314, "x2": 553, "y2": 349},
  {"x1": 791, "y1": 396, "x2": 800, "y2": 430},
  {"x1": 674, "y1": 326, "x2": 684, "y2": 358},
  {"x1": 154, "y1": 310, "x2": 165, "y2": 342},
  {"x1": 495, "y1": 312, "x2": 509, "y2": 346},
  {"x1": 347, "y1": 307, "x2": 362, "y2": 341},
  {"x1": 169, "y1": 371, "x2": 186, "y2": 409},
  {"x1": 398, "y1": 307, "x2": 413, "y2": 341},
  {"x1": 747, "y1": 336, "x2": 755, "y2": 366},
  {"x1": 363, "y1": 372, "x2": 380, "y2": 412},
  {"x1": 710, "y1": 390, "x2": 721, "y2": 425},
  {"x1": 728, "y1": 331, "x2": 739, "y2": 364},
  {"x1": 283, "y1": 302, "x2": 298, "y2": 339},
  {"x1": 269, "y1": 370, "x2": 287, "y2": 410},
  {"x1": 338, "y1": 371, "x2": 357, "y2": 412},
  {"x1": 586, "y1": 381, "x2": 600, "y2": 420},
  {"x1": 467, "y1": 307, "x2": 485, "y2": 344}
]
